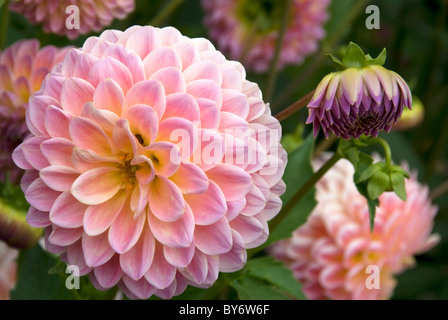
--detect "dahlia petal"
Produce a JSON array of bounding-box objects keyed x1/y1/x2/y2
[
  {"x1": 148, "y1": 176, "x2": 185, "y2": 222},
  {"x1": 28, "y1": 95, "x2": 59, "y2": 136},
  {"x1": 183, "y1": 60, "x2": 222, "y2": 85},
  {"x1": 145, "y1": 141, "x2": 180, "y2": 177},
  {"x1": 88, "y1": 56, "x2": 134, "y2": 94},
  {"x1": 162, "y1": 92, "x2": 200, "y2": 122},
  {"x1": 82, "y1": 232, "x2": 115, "y2": 267},
  {"x1": 186, "y1": 79, "x2": 223, "y2": 107},
  {"x1": 44, "y1": 105, "x2": 72, "y2": 139},
  {"x1": 218, "y1": 111, "x2": 250, "y2": 132},
  {"x1": 221, "y1": 89, "x2": 250, "y2": 119},
  {"x1": 206, "y1": 164, "x2": 252, "y2": 201},
  {"x1": 93, "y1": 254, "x2": 122, "y2": 288},
  {"x1": 184, "y1": 180, "x2": 227, "y2": 225},
  {"x1": 27, "y1": 206, "x2": 51, "y2": 228},
  {"x1": 148, "y1": 203, "x2": 194, "y2": 248},
  {"x1": 157, "y1": 116, "x2": 198, "y2": 161},
  {"x1": 26, "y1": 178, "x2": 60, "y2": 212},
  {"x1": 93, "y1": 78, "x2": 125, "y2": 115},
  {"x1": 192, "y1": 129, "x2": 224, "y2": 170},
  {"x1": 143, "y1": 46, "x2": 182, "y2": 77},
  {"x1": 83, "y1": 190, "x2": 127, "y2": 236},
  {"x1": 220, "y1": 63, "x2": 243, "y2": 91},
  {"x1": 169, "y1": 162, "x2": 209, "y2": 194},
  {"x1": 21, "y1": 136, "x2": 50, "y2": 170},
  {"x1": 81, "y1": 102, "x2": 120, "y2": 136},
  {"x1": 229, "y1": 215, "x2": 265, "y2": 248},
  {"x1": 226, "y1": 198, "x2": 247, "y2": 221},
  {"x1": 125, "y1": 104, "x2": 159, "y2": 146},
  {"x1": 60, "y1": 78, "x2": 95, "y2": 116},
  {"x1": 144, "y1": 244, "x2": 176, "y2": 290},
  {"x1": 66, "y1": 240, "x2": 92, "y2": 276},
  {"x1": 69, "y1": 116, "x2": 112, "y2": 156},
  {"x1": 182, "y1": 249, "x2": 208, "y2": 284},
  {"x1": 73, "y1": 52, "x2": 100, "y2": 80},
  {"x1": 120, "y1": 224, "x2": 155, "y2": 281},
  {"x1": 194, "y1": 217, "x2": 233, "y2": 255},
  {"x1": 40, "y1": 165, "x2": 79, "y2": 192},
  {"x1": 319, "y1": 264, "x2": 346, "y2": 290},
  {"x1": 150, "y1": 67, "x2": 186, "y2": 95},
  {"x1": 121, "y1": 275, "x2": 156, "y2": 300},
  {"x1": 49, "y1": 226, "x2": 83, "y2": 246},
  {"x1": 197, "y1": 98, "x2": 220, "y2": 129},
  {"x1": 49, "y1": 191, "x2": 87, "y2": 228},
  {"x1": 163, "y1": 244, "x2": 195, "y2": 269},
  {"x1": 219, "y1": 230, "x2": 246, "y2": 272},
  {"x1": 171, "y1": 40, "x2": 201, "y2": 71},
  {"x1": 71, "y1": 167, "x2": 122, "y2": 205},
  {"x1": 124, "y1": 80, "x2": 166, "y2": 119},
  {"x1": 126, "y1": 26, "x2": 162, "y2": 60},
  {"x1": 12, "y1": 145, "x2": 33, "y2": 170},
  {"x1": 40, "y1": 137, "x2": 74, "y2": 167},
  {"x1": 108, "y1": 200, "x2": 146, "y2": 254},
  {"x1": 363, "y1": 67, "x2": 382, "y2": 104}
]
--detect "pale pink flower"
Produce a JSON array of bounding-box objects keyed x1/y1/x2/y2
[
  {"x1": 0, "y1": 39, "x2": 70, "y2": 183},
  {"x1": 0, "y1": 241, "x2": 18, "y2": 300},
  {"x1": 270, "y1": 156, "x2": 439, "y2": 300},
  {"x1": 202, "y1": 0, "x2": 330, "y2": 73},
  {"x1": 10, "y1": 0, "x2": 135, "y2": 40},
  {"x1": 13, "y1": 25, "x2": 287, "y2": 299}
]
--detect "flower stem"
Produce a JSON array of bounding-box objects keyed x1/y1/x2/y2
[
  {"x1": 273, "y1": 89, "x2": 315, "y2": 122},
  {"x1": 149, "y1": 0, "x2": 184, "y2": 26},
  {"x1": 268, "y1": 151, "x2": 341, "y2": 234},
  {"x1": 363, "y1": 136, "x2": 392, "y2": 168},
  {"x1": 265, "y1": 0, "x2": 294, "y2": 102},
  {"x1": 0, "y1": 0, "x2": 10, "y2": 50}
]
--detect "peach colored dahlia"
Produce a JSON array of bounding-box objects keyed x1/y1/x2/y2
[
  {"x1": 270, "y1": 156, "x2": 439, "y2": 300},
  {"x1": 202, "y1": 0, "x2": 330, "y2": 73},
  {"x1": 10, "y1": 0, "x2": 135, "y2": 40},
  {"x1": 0, "y1": 241, "x2": 18, "y2": 300},
  {"x1": 0, "y1": 39, "x2": 70, "y2": 183},
  {"x1": 12, "y1": 25, "x2": 287, "y2": 299}
]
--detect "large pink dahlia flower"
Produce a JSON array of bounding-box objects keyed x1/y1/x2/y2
[
  {"x1": 0, "y1": 39, "x2": 70, "y2": 183},
  {"x1": 13, "y1": 25, "x2": 287, "y2": 299},
  {"x1": 202, "y1": 0, "x2": 330, "y2": 73},
  {"x1": 270, "y1": 156, "x2": 439, "y2": 300},
  {"x1": 0, "y1": 241, "x2": 18, "y2": 300},
  {"x1": 10, "y1": 0, "x2": 135, "y2": 40}
]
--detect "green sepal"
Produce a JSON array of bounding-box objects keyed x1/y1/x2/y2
[{"x1": 367, "y1": 171, "x2": 390, "y2": 200}]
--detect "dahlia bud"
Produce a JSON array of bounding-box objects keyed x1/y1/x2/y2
[
  {"x1": 393, "y1": 95, "x2": 424, "y2": 131},
  {"x1": 0, "y1": 181, "x2": 42, "y2": 249},
  {"x1": 306, "y1": 42, "x2": 412, "y2": 139}
]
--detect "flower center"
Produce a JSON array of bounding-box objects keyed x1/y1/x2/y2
[
  {"x1": 236, "y1": 0, "x2": 291, "y2": 35},
  {"x1": 119, "y1": 153, "x2": 139, "y2": 190}
]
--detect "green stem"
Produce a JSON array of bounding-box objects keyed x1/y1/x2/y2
[
  {"x1": 265, "y1": 0, "x2": 293, "y2": 102},
  {"x1": 363, "y1": 137, "x2": 392, "y2": 168},
  {"x1": 149, "y1": 0, "x2": 184, "y2": 26},
  {"x1": 0, "y1": 0, "x2": 10, "y2": 50}
]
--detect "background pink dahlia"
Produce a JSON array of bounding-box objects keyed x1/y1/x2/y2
[
  {"x1": 10, "y1": 0, "x2": 135, "y2": 40},
  {"x1": 0, "y1": 241, "x2": 18, "y2": 300},
  {"x1": 0, "y1": 39, "x2": 70, "y2": 183},
  {"x1": 202, "y1": 0, "x2": 330, "y2": 73},
  {"x1": 13, "y1": 25, "x2": 287, "y2": 299},
  {"x1": 270, "y1": 156, "x2": 439, "y2": 300}
]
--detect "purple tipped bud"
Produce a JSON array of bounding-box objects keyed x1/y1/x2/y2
[{"x1": 306, "y1": 65, "x2": 412, "y2": 139}]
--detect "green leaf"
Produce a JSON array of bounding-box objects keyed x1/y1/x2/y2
[
  {"x1": 267, "y1": 133, "x2": 316, "y2": 244},
  {"x1": 246, "y1": 257, "x2": 306, "y2": 300},
  {"x1": 366, "y1": 48, "x2": 387, "y2": 66},
  {"x1": 326, "y1": 53, "x2": 346, "y2": 71},
  {"x1": 390, "y1": 172, "x2": 407, "y2": 201},
  {"x1": 367, "y1": 198, "x2": 380, "y2": 232},
  {"x1": 367, "y1": 171, "x2": 390, "y2": 200},
  {"x1": 11, "y1": 245, "x2": 76, "y2": 300},
  {"x1": 356, "y1": 162, "x2": 384, "y2": 183},
  {"x1": 231, "y1": 277, "x2": 290, "y2": 300},
  {"x1": 342, "y1": 42, "x2": 367, "y2": 68}
]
